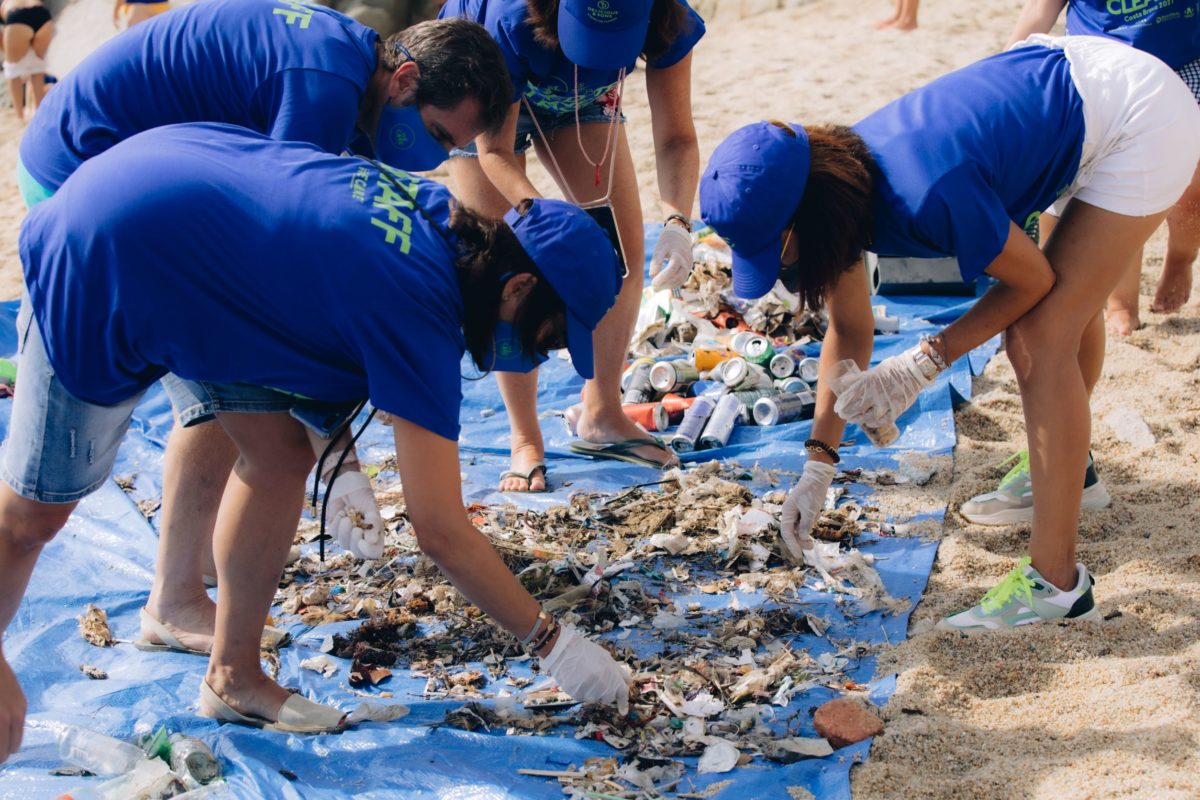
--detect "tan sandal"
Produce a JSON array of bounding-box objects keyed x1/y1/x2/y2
[
  {"x1": 199, "y1": 680, "x2": 347, "y2": 734},
  {"x1": 134, "y1": 609, "x2": 291, "y2": 656}
]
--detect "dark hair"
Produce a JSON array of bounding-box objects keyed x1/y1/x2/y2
[
  {"x1": 524, "y1": 0, "x2": 687, "y2": 63},
  {"x1": 450, "y1": 200, "x2": 563, "y2": 371},
  {"x1": 774, "y1": 122, "x2": 877, "y2": 311},
  {"x1": 382, "y1": 19, "x2": 513, "y2": 136}
]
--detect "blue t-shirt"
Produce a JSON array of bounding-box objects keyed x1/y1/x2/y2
[
  {"x1": 852, "y1": 45, "x2": 1085, "y2": 281},
  {"x1": 19, "y1": 0, "x2": 378, "y2": 191},
  {"x1": 20, "y1": 124, "x2": 466, "y2": 441},
  {"x1": 440, "y1": 0, "x2": 704, "y2": 114},
  {"x1": 1066, "y1": 0, "x2": 1200, "y2": 69}
]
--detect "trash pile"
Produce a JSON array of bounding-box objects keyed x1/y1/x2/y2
[
  {"x1": 53, "y1": 724, "x2": 225, "y2": 799},
  {"x1": 593, "y1": 232, "x2": 898, "y2": 454},
  {"x1": 274, "y1": 460, "x2": 909, "y2": 796}
]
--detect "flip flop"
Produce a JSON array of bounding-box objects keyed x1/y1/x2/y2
[
  {"x1": 134, "y1": 609, "x2": 292, "y2": 656},
  {"x1": 498, "y1": 463, "x2": 548, "y2": 493},
  {"x1": 199, "y1": 680, "x2": 347, "y2": 734},
  {"x1": 568, "y1": 438, "x2": 676, "y2": 468}
]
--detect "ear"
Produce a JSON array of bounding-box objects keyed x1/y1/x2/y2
[
  {"x1": 386, "y1": 60, "x2": 421, "y2": 105},
  {"x1": 501, "y1": 273, "x2": 538, "y2": 303}
]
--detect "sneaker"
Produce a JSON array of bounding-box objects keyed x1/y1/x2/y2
[
  {"x1": 937, "y1": 556, "x2": 1100, "y2": 631},
  {"x1": 959, "y1": 450, "x2": 1111, "y2": 526}
]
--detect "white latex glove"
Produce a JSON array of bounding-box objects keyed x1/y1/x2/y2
[
  {"x1": 779, "y1": 460, "x2": 837, "y2": 565},
  {"x1": 650, "y1": 223, "x2": 693, "y2": 291},
  {"x1": 540, "y1": 624, "x2": 630, "y2": 713},
  {"x1": 833, "y1": 347, "x2": 937, "y2": 431},
  {"x1": 327, "y1": 471, "x2": 385, "y2": 560}
]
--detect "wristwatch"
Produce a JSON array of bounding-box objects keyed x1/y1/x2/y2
[{"x1": 909, "y1": 344, "x2": 940, "y2": 381}]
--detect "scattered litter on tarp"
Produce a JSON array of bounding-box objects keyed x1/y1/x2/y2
[{"x1": 77, "y1": 605, "x2": 115, "y2": 648}]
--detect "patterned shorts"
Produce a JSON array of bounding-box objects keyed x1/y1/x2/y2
[{"x1": 1178, "y1": 57, "x2": 1200, "y2": 106}]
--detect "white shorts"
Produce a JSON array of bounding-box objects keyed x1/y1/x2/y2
[
  {"x1": 3, "y1": 49, "x2": 47, "y2": 81},
  {"x1": 1017, "y1": 35, "x2": 1200, "y2": 218}
]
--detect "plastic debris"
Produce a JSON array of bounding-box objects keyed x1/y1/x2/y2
[
  {"x1": 1103, "y1": 406, "x2": 1156, "y2": 449},
  {"x1": 77, "y1": 605, "x2": 114, "y2": 648}
]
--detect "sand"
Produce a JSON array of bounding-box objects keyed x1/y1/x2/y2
[{"x1": 2, "y1": 0, "x2": 1198, "y2": 796}]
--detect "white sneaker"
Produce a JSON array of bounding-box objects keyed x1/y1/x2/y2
[{"x1": 960, "y1": 450, "x2": 1110, "y2": 526}]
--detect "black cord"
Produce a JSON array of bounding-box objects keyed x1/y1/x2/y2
[{"x1": 311, "y1": 401, "x2": 378, "y2": 561}]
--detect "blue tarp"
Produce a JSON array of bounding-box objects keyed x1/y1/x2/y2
[{"x1": 0, "y1": 235, "x2": 998, "y2": 799}]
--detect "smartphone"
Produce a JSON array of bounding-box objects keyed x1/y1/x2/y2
[{"x1": 580, "y1": 200, "x2": 629, "y2": 278}]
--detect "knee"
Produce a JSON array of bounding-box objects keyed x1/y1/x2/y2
[
  {"x1": 0, "y1": 498, "x2": 72, "y2": 551},
  {"x1": 238, "y1": 437, "x2": 316, "y2": 487},
  {"x1": 1006, "y1": 314, "x2": 1070, "y2": 384}
]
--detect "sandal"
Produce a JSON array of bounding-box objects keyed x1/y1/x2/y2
[
  {"x1": 568, "y1": 437, "x2": 677, "y2": 468},
  {"x1": 199, "y1": 680, "x2": 347, "y2": 734},
  {"x1": 498, "y1": 463, "x2": 548, "y2": 493},
  {"x1": 134, "y1": 609, "x2": 291, "y2": 656}
]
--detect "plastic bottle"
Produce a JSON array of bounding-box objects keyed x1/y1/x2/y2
[
  {"x1": 56, "y1": 725, "x2": 145, "y2": 777},
  {"x1": 169, "y1": 733, "x2": 221, "y2": 784},
  {"x1": 828, "y1": 360, "x2": 899, "y2": 446}
]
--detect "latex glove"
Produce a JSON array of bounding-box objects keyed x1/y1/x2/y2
[
  {"x1": 779, "y1": 460, "x2": 837, "y2": 565},
  {"x1": 540, "y1": 624, "x2": 630, "y2": 713},
  {"x1": 833, "y1": 347, "x2": 937, "y2": 431},
  {"x1": 650, "y1": 223, "x2": 693, "y2": 291},
  {"x1": 327, "y1": 471, "x2": 385, "y2": 560}
]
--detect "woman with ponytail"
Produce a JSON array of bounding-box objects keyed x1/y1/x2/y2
[{"x1": 0, "y1": 124, "x2": 628, "y2": 763}]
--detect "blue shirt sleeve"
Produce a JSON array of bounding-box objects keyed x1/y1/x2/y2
[
  {"x1": 255, "y1": 68, "x2": 364, "y2": 154},
  {"x1": 915, "y1": 164, "x2": 1011, "y2": 282},
  {"x1": 646, "y1": 1, "x2": 706, "y2": 69}
]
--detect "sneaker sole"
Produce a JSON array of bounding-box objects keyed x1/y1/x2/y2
[
  {"x1": 935, "y1": 604, "x2": 1103, "y2": 633},
  {"x1": 961, "y1": 481, "x2": 1111, "y2": 526}
]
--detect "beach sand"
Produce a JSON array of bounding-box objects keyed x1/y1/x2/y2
[{"x1": 2, "y1": 0, "x2": 1198, "y2": 796}]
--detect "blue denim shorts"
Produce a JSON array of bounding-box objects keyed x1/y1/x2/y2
[
  {"x1": 162, "y1": 374, "x2": 361, "y2": 438},
  {"x1": 450, "y1": 102, "x2": 626, "y2": 158},
  {"x1": 1, "y1": 298, "x2": 146, "y2": 503}
]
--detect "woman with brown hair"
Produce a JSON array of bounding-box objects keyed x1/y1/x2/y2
[
  {"x1": 440, "y1": 0, "x2": 705, "y2": 490},
  {"x1": 701, "y1": 35, "x2": 1200, "y2": 631}
]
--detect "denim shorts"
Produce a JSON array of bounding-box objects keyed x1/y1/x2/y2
[
  {"x1": 162, "y1": 374, "x2": 361, "y2": 439},
  {"x1": 450, "y1": 101, "x2": 625, "y2": 158},
  {"x1": 1, "y1": 298, "x2": 146, "y2": 503}
]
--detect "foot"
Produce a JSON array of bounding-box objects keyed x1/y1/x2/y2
[
  {"x1": 937, "y1": 557, "x2": 1099, "y2": 631},
  {"x1": 575, "y1": 407, "x2": 679, "y2": 468},
  {"x1": 873, "y1": 15, "x2": 898, "y2": 28},
  {"x1": 1105, "y1": 307, "x2": 1140, "y2": 337},
  {"x1": 142, "y1": 592, "x2": 216, "y2": 654},
  {"x1": 500, "y1": 441, "x2": 547, "y2": 492},
  {"x1": 893, "y1": 16, "x2": 917, "y2": 30},
  {"x1": 960, "y1": 450, "x2": 1110, "y2": 526},
  {"x1": 201, "y1": 665, "x2": 293, "y2": 724},
  {"x1": 1150, "y1": 267, "x2": 1193, "y2": 313}
]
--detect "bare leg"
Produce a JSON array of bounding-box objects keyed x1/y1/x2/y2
[
  {"x1": 1104, "y1": 247, "x2": 1143, "y2": 336},
  {"x1": 874, "y1": 0, "x2": 900, "y2": 28},
  {"x1": 6, "y1": 79, "x2": 24, "y2": 121},
  {"x1": 1006, "y1": 201, "x2": 1165, "y2": 590},
  {"x1": 141, "y1": 421, "x2": 236, "y2": 652},
  {"x1": 0, "y1": 486, "x2": 76, "y2": 761},
  {"x1": 894, "y1": 0, "x2": 918, "y2": 30},
  {"x1": 203, "y1": 412, "x2": 314, "y2": 721},
  {"x1": 446, "y1": 154, "x2": 550, "y2": 492},
  {"x1": 539, "y1": 124, "x2": 677, "y2": 467},
  {"x1": 3, "y1": 25, "x2": 30, "y2": 121},
  {"x1": 1152, "y1": 164, "x2": 1200, "y2": 313}
]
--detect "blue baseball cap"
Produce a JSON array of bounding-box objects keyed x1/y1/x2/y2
[
  {"x1": 504, "y1": 199, "x2": 622, "y2": 379},
  {"x1": 699, "y1": 121, "x2": 810, "y2": 299},
  {"x1": 558, "y1": 0, "x2": 653, "y2": 70}
]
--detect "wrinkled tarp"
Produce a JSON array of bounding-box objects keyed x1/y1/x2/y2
[{"x1": 0, "y1": 232, "x2": 998, "y2": 799}]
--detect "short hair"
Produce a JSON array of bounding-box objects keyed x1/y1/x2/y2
[{"x1": 382, "y1": 19, "x2": 513, "y2": 136}]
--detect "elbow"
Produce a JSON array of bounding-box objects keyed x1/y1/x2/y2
[{"x1": 1025, "y1": 267, "x2": 1056, "y2": 309}]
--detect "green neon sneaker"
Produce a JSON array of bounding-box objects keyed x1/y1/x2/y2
[
  {"x1": 959, "y1": 450, "x2": 1110, "y2": 526},
  {"x1": 937, "y1": 556, "x2": 1100, "y2": 631}
]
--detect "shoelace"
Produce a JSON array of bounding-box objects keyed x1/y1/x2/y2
[
  {"x1": 979, "y1": 556, "x2": 1036, "y2": 613},
  {"x1": 995, "y1": 449, "x2": 1030, "y2": 491}
]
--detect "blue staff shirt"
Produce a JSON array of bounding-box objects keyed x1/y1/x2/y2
[
  {"x1": 853, "y1": 45, "x2": 1085, "y2": 281},
  {"x1": 19, "y1": 0, "x2": 378, "y2": 191},
  {"x1": 20, "y1": 124, "x2": 466, "y2": 441},
  {"x1": 1066, "y1": 0, "x2": 1200, "y2": 69},
  {"x1": 440, "y1": 0, "x2": 704, "y2": 114}
]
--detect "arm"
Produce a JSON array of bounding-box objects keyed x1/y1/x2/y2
[
  {"x1": 811, "y1": 259, "x2": 876, "y2": 461},
  {"x1": 112, "y1": 0, "x2": 121, "y2": 26},
  {"x1": 476, "y1": 102, "x2": 542, "y2": 206},
  {"x1": 1006, "y1": 0, "x2": 1066, "y2": 47},
  {"x1": 936, "y1": 221, "x2": 1055, "y2": 363},
  {"x1": 645, "y1": 53, "x2": 699, "y2": 222},
  {"x1": 391, "y1": 417, "x2": 551, "y2": 650}
]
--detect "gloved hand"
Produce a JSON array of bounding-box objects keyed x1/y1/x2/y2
[
  {"x1": 327, "y1": 470, "x2": 385, "y2": 560},
  {"x1": 540, "y1": 624, "x2": 630, "y2": 713},
  {"x1": 779, "y1": 460, "x2": 837, "y2": 565},
  {"x1": 833, "y1": 347, "x2": 937, "y2": 431},
  {"x1": 650, "y1": 223, "x2": 693, "y2": 291}
]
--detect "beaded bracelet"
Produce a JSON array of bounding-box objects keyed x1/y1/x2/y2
[
  {"x1": 804, "y1": 438, "x2": 840, "y2": 464},
  {"x1": 528, "y1": 616, "x2": 560, "y2": 655}
]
